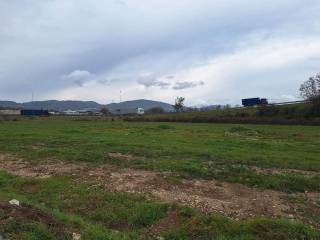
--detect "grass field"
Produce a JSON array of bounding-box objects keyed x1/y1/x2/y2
[
  {"x1": 0, "y1": 117, "x2": 319, "y2": 239},
  {"x1": 0, "y1": 118, "x2": 319, "y2": 192}
]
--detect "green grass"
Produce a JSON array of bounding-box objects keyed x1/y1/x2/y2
[
  {"x1": 165, "y1": 215, "x2": 320, "y2": 240},
  {"x1": 0, "y1": 118, "x2": 319, "y2": 192},
  {"x1": 0, "y1": 171, "x2": 319, "y2": 240}
]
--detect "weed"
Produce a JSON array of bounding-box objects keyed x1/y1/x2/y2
[{"x1": 157, "y1": 124, "x2": 176, "y2": 130}]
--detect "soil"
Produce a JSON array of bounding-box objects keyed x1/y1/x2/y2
[
  {"x1": 0, "y1": 201, "x2": 58, "y2": 227},
  {"x1": 0, "y1": 201, "x2": 68, "y2": 238},
  {"x1": 250, "y1": 166, "x2": 320, "y2": 176},
  {"x1": 107, "y1": 152, "x2": 133, "y2": 161},
  {"x1": 149, "y1": 210, "x2": 182, "y2": 236},
  {"x1": 0, "y1": 153, "x2": 319, "y2": 227}
]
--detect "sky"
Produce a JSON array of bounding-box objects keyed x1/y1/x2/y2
[{"x1": 1, "y1": 0, "x2": 320, "y2": 106}]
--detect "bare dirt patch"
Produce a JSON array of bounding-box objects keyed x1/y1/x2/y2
[
  {"x1": 0, "y1": 154, "x2": 319, "y2": 226},
  {"x1": 0, "y1": 201, "x2": 58, "y2": 227},
  {"x1": 250, "y1": 166, "x2": 320, "y2": 176},
  {"x1": 0, "y1": 201, "x2": 68, "y2": 238},
  {"x1": 29, "y1": 143, "x2": 46, "y2": 150},
  {"x1": 0, "y1": 154, "x2": 88, "y2": 179},
  {"x1": 108, "y1": 152, "x2": 134, "y2": 161}
]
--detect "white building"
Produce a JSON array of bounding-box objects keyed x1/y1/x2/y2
[
  {"x1": 0, "y1": 109, "x2": 21, "y2": 115},
  {"x1": 62, "y1": 110, "x2": 81, "y2": 115},
  {"x1": 110, "y1": 108, "x2": 144, "y2": 116}
]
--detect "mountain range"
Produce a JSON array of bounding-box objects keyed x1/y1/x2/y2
[{"x1": 0, "y1": 99, "x2": 174, "y2": 112}]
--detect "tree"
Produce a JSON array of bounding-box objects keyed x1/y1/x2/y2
[
  {"x1": 100, "y1": 107, "x2": 110, "y2": 115},
  {"x1": 299, "y1": 73, "x2": 320, "y2": 100},
  {"x1": 300, "y1": 73, "x2": 320, "y2": 116},
  {"x1": 216, "y1": 105, "x2": 222, "y2": 110},
  {"x1": 225, "y1": 104, "x2": 231, "y2": 109},
  {"x1": 174, "y1": 97, "x2": 185, "y2": 112}
]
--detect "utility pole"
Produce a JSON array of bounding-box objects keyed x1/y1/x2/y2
[
  {"x1": 120, "y1": 90, "x2": 122, "y2": 103},
  {"x1": 31, "y1": 92, "x2": 34, "y2": 108}
]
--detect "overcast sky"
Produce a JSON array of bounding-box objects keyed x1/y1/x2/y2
[{"x1": 1, "y1": 0, "x2": 320, "y2": 106}]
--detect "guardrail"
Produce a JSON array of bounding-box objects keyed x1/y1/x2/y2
[{"x1": 268, "y1": 100, "x2": 308, "y2": 106}]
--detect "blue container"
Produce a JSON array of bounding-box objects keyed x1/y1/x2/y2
[
  {"x1": 260, "y1": 98, "x2": 268, "y2": 105},
  {"x1": 21, "y1": 109, "x2": 49, "y2": 116},
  {"x1": 242, "y1": 98, "x2": 261, "y2": 107}
]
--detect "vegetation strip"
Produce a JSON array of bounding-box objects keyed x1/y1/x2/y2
[{"x1": 125, "y1": 102, "x2": 320, "y2": 125}]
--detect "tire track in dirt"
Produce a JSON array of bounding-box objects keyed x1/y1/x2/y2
[{"x1": 0, "y1": 153, "x2": 319, "y2": 226}]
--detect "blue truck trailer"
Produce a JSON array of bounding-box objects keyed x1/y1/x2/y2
[
  {"x1": 21, "y1": 109, "x2": 49, "y2": 116},
  {"x1": 242, "y1": 98, "x2": 268, "y2": 107}
]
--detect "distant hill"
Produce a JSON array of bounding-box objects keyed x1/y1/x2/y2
[
  {"x1": 23, "y1": 100, "x2": 101, "y2": 111},
  {"x1": 0, "y1": 100, "x2": 100, "y2": 111},
  {"x1": 0, "y1": 101, "x2": 22, "y2": 109},
  {"x1": 0, "y1": 99, "x2": 174, "y2": 112},
  {"x1": 106, "y1": 99, "x2": 174, "y2": 112}
]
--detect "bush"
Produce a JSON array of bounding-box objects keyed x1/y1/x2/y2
[
  {"x1": 158, "y1": 125, "x2": 176, "y2": 130},
  {"x1": 257, "y1": 105, "x2": 279, "y2": 117},
  {"x1": 129, "y1": 203, "x2": 168, "y2": 227},
  {"x1": 146, "y1": 107, "x2": 165, "y2": 114}
]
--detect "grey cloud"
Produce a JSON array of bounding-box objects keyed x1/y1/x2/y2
[
  {"x1": 98, "y1": 77, "x2": 120, "y2": 86},
  {"x1": 137, "y1": 75, "x2": 171, "y2": 89},
  {"x1": 62, "y1": 70, "x2": 94, "y2": 87},
  {"x1": 114, "y1": 0, "x2": 127, "y2": 6},
  {"x1": 138, "y1": 75, "x2": 204, "y2": 90},
  {"x1": 0, "y1": 1, "x2": 320, "y2": 103},
  {"x1": 173, "y1": 81, "x2": 204, "y2": 90},
  {"x1": 308, "y1": 57, "x2": 320, "y2": 62}
]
